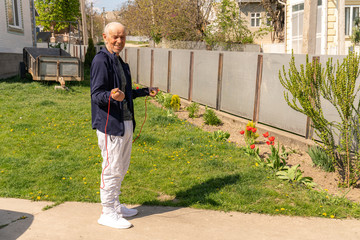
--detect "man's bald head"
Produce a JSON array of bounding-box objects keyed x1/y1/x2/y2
[
  {"x1": 103, "y1": 22, "x2": 126, "y2": 37},
  {"x1": 102, "y1": 22, "x2": 126, "y2": 56}
]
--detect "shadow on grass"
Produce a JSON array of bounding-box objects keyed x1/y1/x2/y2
[
  {"x1": 131, "y1": 174, "x2": 240, "y2": 219},
  {"x1": 0, "y1": 75, "x2": 33, "y2": 84},
  {"x1": 0, "y1": 67, "x2": 91, "y2": 89}
]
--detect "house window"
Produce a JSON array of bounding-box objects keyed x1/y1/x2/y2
[
  {"x1": 251, "y1": 13, "x2": 261, "y2": 27},
  {"x1": 6, "y1": 0, "x2": 23, "y2": 33},
  {"x1": 345, "y1": 6, "x2": 360, "y2": 36}
]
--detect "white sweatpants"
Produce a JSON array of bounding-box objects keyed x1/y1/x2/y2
[{"x1": 97, "y1": 121, "x2": 133, "y2": 214}]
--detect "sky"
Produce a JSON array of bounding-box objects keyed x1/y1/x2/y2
[{"x1": 91, "y1": 0, "x2": 127, "y2": 13}]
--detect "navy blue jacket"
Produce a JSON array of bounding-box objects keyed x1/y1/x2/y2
[{"x1": 90, "y1": 48, "x2": 149, "y2": 136}]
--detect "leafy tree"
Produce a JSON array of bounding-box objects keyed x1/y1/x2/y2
[
  {"x1": 351, "y1": 17, "x2": 360, "y2": 45},
  {"x1": 204, "y1": 0, "x2": 262, "y2": 48},
  {"x1": 260, "y1": 0, "x2": 286, "y2": 43},
  {"x1": 35, "y1": 0, "x2": 80, "y2": 32},
  {"x1": 119, "y1": 0, "x2": 214, "y2": 42}
]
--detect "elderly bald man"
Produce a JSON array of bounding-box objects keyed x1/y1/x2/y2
[{"x1": 90, "y1": 22, "x2": 157, "y2": 229}]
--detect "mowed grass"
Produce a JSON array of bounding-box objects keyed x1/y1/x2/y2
[{"x1": 1, "y1": 74, "x2": 360, "y2": 219}]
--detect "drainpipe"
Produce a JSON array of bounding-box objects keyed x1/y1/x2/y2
[{"x1": 31, "y1": 0, "x2": 37, "y2": 47}]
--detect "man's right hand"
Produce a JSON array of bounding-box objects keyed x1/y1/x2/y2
[{"x1": 111, "y1": 88, "x2": 125, "y2": 101}]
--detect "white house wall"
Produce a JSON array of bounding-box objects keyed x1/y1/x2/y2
[{"x1": 0, "y1": 0, "x2": 33, "y2": 54}]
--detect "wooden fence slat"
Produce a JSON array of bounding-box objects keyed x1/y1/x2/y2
[{"x1": 253, "y1": 54, "x2": 263, "y2": 123}]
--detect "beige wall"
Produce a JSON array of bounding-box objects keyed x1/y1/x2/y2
[
  {"x1": 240, "y1": 3, "x2": 274, "y2": 45},
  {"x1": 327, "y1": 0, "x2": 338, "y2": 54},
  {"x1": 346, "y1": 0, "x2": 359, "y2": 5},
  {"x1": 286, "y1": 0, "x2": 360, "y2": 55}
]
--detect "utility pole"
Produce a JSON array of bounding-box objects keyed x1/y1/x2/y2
[
  {"x1": 150, "y1": 0, "x2": 155, "y2": 25},
  {"x1": 338, "y1": 0, "x2": 345, "y2": 55},
  {"x1": 302, "y1": 0, "x2": 317, "y2": 54},
  {"x1": 102, "y1": 7, "x2": 106, "y2": 29},
  {"x1": 79, "y1": 0, "x2": 88, "y2": 45},
  {"x1": 91, "y1": 2, "x2": 94, "y2": 39}
]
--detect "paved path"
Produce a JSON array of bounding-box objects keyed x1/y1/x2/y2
[{"x1": 1, "y1": 198, "x2": 359, "y2": 240}]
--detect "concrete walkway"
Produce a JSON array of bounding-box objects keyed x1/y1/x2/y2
[{"x1": 1, "y1": 198, "x2": 359, "y2": 240}]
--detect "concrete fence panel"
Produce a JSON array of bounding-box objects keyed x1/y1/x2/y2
[
  {"x1": 124, "y1": 46, "x2": 355, "y2": 141},
  {"x1": 125, "y1": 48, "x2": 138, "y2": 83},
  {"x1": 258, "y1": 53, "x2": 308, "y2": 136},
  {"x1": 170, "y1": 49, "x2": 191, "y2": 99},
  {"x1": 119, "y1": 49, "x2": 125, "y2": 60},
  {"x1": 220, "y1": 52, "x2": 258, "y2": 120},
  {"x1": 153, "y1": 48, "x2": 169, "y2": 92},
  {"x1": 192, "y1": 50, "x2": 220, "y2": 108},
  {"x1": 138, "y1": 48, "x2": 152, "y2": 86}
]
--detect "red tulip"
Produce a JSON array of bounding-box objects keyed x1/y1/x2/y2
[
  {"x1": 263, "y1": 132, "x2": 269, "y2": 138},
  {"x1": 250, "y1": 144, "x2": 255, "y2": 149},
  {"x1": 136, "y1": 86, "x2": 139, "y2": 89},
  {"x1": 240, "y1": 130, "x2": 245, "y2": 135},
  {"x1": 246, "y1": 126, "x2": 252, "y2": 131},
  {"x1": 271, "y1": 141, "x2": 275, "y2": 145},
  {"x1": 268, "y1": 136, "x2": 275, "y2": 142},
  {"x1": 251, "y1": 128, "x2": 257, "y2": 133},
  {"x1": 266, "y1": 141, "x2": 270, "y2": 145}
]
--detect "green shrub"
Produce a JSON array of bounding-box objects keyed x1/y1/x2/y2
[
  {"x1": 211, "y1": 130, "x2": 230, "y2": 141},
  {"x1": 155, "y1": 92, "x2": 172, "y2": 109},
  {"x1": 276, "y1": 164, "x2": 316, "y2": 187},
  {"x1": 85, "y1": 38, "x2": 96, "y2": 68},
  {"x1": 307, "y1": 146, "x2": 335, "y2": 172},
  {"x1": 170, "y1": 94, "x2": 181, "y2": 111},
  {"x1": 186, "y1": 102, "x2": 200, "y2": 118},
  {"x1": 203, "y1": 107, "x2": 222, "y2": 126}
]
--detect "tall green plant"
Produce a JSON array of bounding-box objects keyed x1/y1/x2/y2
[
  {"x1": 279, "y1": 54, "x2": 336, "y2": 163},
  {"x1": 322, "y1": 52, "x2": 360, "y2": 186},
  {"x1": 280, "y1": 52, "x2": 360, "y2": 187}
]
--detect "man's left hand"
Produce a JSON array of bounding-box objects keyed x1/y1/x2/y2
[{"x1": 149, "y1": 87, "x2": 158, "y2": 97}]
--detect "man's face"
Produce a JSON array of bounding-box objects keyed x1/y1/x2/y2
[{"x1": 103, "y1": 25, "x2": 126, "y2": 56}]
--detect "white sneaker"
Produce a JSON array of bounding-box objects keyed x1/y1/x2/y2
[
  {"x1": 98, "y1": 212, "x2": 132, "y2": 229},
  {"x1": 116, "y1": 204, "x2": 138, "y2": 218}
]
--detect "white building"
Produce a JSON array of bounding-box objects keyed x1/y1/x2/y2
[{"x1": 0, "y1": 0, "x2": 36, "y2": 79}]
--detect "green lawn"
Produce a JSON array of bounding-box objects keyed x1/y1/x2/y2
[{"x1": 1, "y1": 74, "x2": 360, "y2": 219}]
